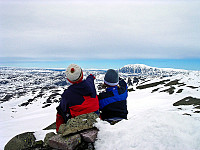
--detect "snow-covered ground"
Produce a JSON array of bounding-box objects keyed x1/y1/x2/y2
[
  {"x1": 95, "y1": 90, "x2": 200, "y2": 150},
  {"x1": 0, "y1": 67, "x2": 200, "y2": 150}
]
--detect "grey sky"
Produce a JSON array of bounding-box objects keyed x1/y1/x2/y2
[{"x1": 0, "y1": 0, "x2": 200, "y2": 62}]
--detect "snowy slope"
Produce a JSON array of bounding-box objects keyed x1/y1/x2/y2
[{"x1": 0, "y1": 66, "x2": 200, "y2": 150}]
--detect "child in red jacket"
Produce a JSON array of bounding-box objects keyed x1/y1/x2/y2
[{"x1": 56, "y1": 64, "x2": 99, "y2": 132}]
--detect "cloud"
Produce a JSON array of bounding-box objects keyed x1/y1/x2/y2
[{"x1": 0, "y1": 0, "x2": 200, "y2": 62}]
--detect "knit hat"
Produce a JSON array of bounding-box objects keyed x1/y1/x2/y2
[
  {"x1": 104, "y1": 69, "x2": 119, "y2": 86},
  {"x1": 65, "y1": 64, "x2": 83, "y2": 84}
]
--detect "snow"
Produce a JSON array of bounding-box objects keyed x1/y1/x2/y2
[
  {"x1": 95, "y1": 90, "x2": 200, "y2": 150},
  {"x1": 95, "y1": 112, "x2": 200, "y2": 150},
  {"x1": 122, "y1": 64, "x2": 188, "y2": 72},
  {"x1": 0, "y1": 67, "x2": 200, "y2": 150},
  {"x1": 0, "y1": 100, "x2": 57, "y2": 149},
  {"x1": 1, "y1": 89, "x2": 200, "y2": 150}
]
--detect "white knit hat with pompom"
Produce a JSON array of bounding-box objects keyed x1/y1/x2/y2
[{"x1": 65, "y1": 64, "x2": 83, "y2": 83}]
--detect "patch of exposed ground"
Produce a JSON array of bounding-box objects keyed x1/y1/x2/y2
[{"x1": 136, "y1": 79, "x2": 170, "y2": 90}]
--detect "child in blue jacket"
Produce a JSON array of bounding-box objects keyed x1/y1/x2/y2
[
  {"x1": 98, "y1": 69, "x2": 128, "y2": 124},
  {"x1": 56, "y1": 64, "x2": 99, "y2": 132}
]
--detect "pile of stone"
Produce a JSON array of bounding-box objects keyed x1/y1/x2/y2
[{"x1": 4, "y1": 112, "x2": 99, "y2": 150}]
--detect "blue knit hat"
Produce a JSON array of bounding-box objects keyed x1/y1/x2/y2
[{"x1": 104, "y1": 69, "x2": 119, "y2": 86}]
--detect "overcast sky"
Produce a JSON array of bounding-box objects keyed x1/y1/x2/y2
[{"x1": 0, "y1": 0, "x2": 200, "y2": 68}]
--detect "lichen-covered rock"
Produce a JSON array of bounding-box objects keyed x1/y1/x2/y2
[
  {"x1": 4, "y1": 132, "x2": 36, "y2": 150},
  {"x1": 59, "y1": 112, "x2": 99, "y2": 136},
  {"x1": 75, "y1": 142, "x2": 94, "y2": 150},
  {"x1": 80, "y1": 128, "x2": 98, "y2": 143},
  {"x1": 48, "y1": 134, "x2": 81, "y2": 150},
  {"x1": 43, "y1": 132, "x2": 56, "y2": 147},
  {"x1": 58, "y1": 123, "x2": 66, "y2": 134},
  {"x1": 34, "y1": 140, "x2": 43, "y2": 148}
]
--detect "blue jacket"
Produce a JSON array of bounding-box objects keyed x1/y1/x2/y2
[{"x1": 98, "y1": 79, "x2": 128, "y2": 120}]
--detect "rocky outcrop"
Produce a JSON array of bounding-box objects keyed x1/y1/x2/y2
[
  {"x1": 58, "y1": 112, "x2": 99, "y2": 136},
  {"x1": 5, "y1": 112, "x2": 99, "y2": 150},
  {"x1": 136, "y1": 79, "x2": 170, "y2": 89},
  {"x1": 43, "y1": 132, "x2": 56, "y2": 147},
  {"x1": 49, "y1": 112, "x2": 99, "y2": 150}
]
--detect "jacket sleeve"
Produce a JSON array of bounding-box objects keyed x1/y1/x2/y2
[
  {"x1": 56, "y1": 91, "x2": 71, "y2": 132},
  {"x1": 85, "y1": 74, "x2": 97, "y2": 98},
  {"x1": 86, "y1": 74, "x2": 95, "y2": 85},
  {"x1": 56, "y1": 113, "x2": 64, "y2": 132},
  {"x1": 119, "y1": 79, "x2": 128, "y2": 89}
]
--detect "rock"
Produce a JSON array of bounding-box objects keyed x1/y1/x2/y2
[
  {"x1": 173, "y1": 96, "x2": 200, "y2": 106},
  {"x1": 80, "y1": 128, "x2": 98, "y2": 143},
  {"x1": 176, "y1": 89, "x2": 183, "y2": 93},
  {"x1": 160, "y1": 86, "x2": 175, "y2": 94},
  {"x1": 43, "y1": 132, "x2": 56, "y2": 147},
  {"x1": 74, "y1": 141, "x2": 88, "y2": 150},
  {"x1": 34, "y1": 140, "x2": 43, "y2": 148},
  {"x1": 127, "y1": 77, "x2": 133, "y2": 86},
  {"x1": 43, "y1": 122, "x2": 56, "y2": 130},
  {"x1": 127, "y1": 88, "x2": 135, "y2": 92},
  {"x1": 4, "y1": 132, "x2": 36, "y2": 150},
  {"x1": 87, "y1": 143, "x2": 95, "y2": 150},
  {"x1": 48, "y1": 134, "x2": 81, "y2": 150},
  {"x1": 58, "y1": 124, "x2": 67, "y2": 134},
  {"x1": 183, "y1": 113, "x2": 192, "y2": 116},
  {"x1": 164, "y1": 79, "x2": 180, "y2": 86},
  {"x1": 59, "y1": 112, "x2": 99, "y2": 136},
  {"x1": 42, "y1": 104, "x2": 51, "y2": 108},
  {"x1": 75, "y1": 142, "x2": 94, "y2": 150},
  {"x1": 136, "y1": 79, "x2": 170, "y2": 89}
]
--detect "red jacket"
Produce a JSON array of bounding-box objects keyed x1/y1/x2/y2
[{"x1": 56, "y1": 74, "x2": 99, "y2": 132}]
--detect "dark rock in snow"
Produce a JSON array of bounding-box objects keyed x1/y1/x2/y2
[
  {"x1": 46, "y1": 93, "x2": 60, "y2": 103},
  {"x1": 164, "y1": 79, "x2": 181, "y2": 86},
  {"x1": 160, "y1": 86, "x2": 176, "y2": 94},
  {"x1": 187, "y1": 86, "x2": 199, "y2": 89},
  {"x1": 176, "y1": 89, "x2": 183, "y2": 93},
  {"x1": 1, "y1": 94, "x2": 13, "y2": 101},
  {"x1": 194, "y1": 105, "x2": 200, "y2": 109},
  {"x1": 173, "y1": 96, "x2": 200, "y2": 106},
  {"x1": 183, "y1": 113, "x2": 192, "y2": 116},
  {"x1": 19, "y1": 98, "x2": 35, "y2": 107},
  {"x1": 0, "y1": 80, "x2": 9, "y2": 84},
  {"x1": 127, "y1": 77, "x2": 133, "y2": 86},
  {"x1": 136, "y1": 79, "x2": 170, "y2": 89},
  {"x1": 151, "y1": 88, "x2": 160, "y2": 93},
  {"x1": 42, "y1": 104, "x2": 51, "y2": 108},
  {"x1": 127, "y1": 88, "x2": 135, "y2": 92},
  {"x1": 43, "y1": 122, "x2": 56, "y2": 130},
  {"x1": 133, "y1": 77, "x2": 139, "y2": 85},
  {"x1": 194, "y1": 111, "x2": 200, "y2": 113},
  {"x1": 4, "y1": 132, "x2": 36, "y2": 150}
]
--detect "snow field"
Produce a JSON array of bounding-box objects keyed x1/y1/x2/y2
[
  {"x1": 95, "y1": 90, "x2": 200, "y2": 150},
  {"x1": 0, "y1": 70, "x2": 200, "y2": 150}
]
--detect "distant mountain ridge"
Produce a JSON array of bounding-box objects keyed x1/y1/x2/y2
[{"x1": 119, "y1": 64, "x2": 188, "y2": 77}]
